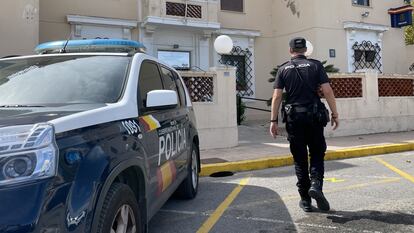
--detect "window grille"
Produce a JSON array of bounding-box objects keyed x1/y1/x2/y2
[
  {"x1": 219, "y1": 46, "x2": 254, "y2": 97},
  {"x1": 352, "y1": 41, "x2": 382, "y2": 72},
  {"x1": 182, "y1": 76, "x2": 214, "y2": 102},
  {"x1": 378, "y1": 78, "x2": 414, "y2": 97},
  {"x1": 166, "y1": 2, "x2": 202, "y2": 18},
  {"x1": 330, "y1": 78, "x2": 363, "y2": 98}
]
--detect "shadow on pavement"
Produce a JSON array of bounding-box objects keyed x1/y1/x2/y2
[
  {"x1": 149, "y1": 179, "x2": 297, "y2": 233},
  {"x1": 327, "y1": 210, "x2": 414, "y2": 225}
]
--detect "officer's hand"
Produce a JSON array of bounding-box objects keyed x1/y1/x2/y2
[
  {"x1": 331, "y1": 114, "x2": 339, "y2": 130},
  {"x1": 270, "y1": 122, "x2": 278, "y2": 138}
]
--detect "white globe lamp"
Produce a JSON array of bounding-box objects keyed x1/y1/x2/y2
[
  {"x1": 305, "y1": 40, "x2": 314, "y2": 57},
  {"x1": 214, "y1": 35, "x2": 233, "y2": 54}
]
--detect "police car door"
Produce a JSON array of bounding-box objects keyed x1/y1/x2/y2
[
  {"x1": 159, "y1": 66, "x2": 189, "y2": 174},
  {"x1": 137, "y1": 61, "x2": 183, "y2": 216}
]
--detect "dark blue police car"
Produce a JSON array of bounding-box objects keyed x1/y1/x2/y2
[{"x1": 0, "y1": 39, "x2": 200, "y2": 233}]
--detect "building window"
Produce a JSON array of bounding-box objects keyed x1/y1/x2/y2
[
  {"x1": 221, "y1": 0, "x2": 244, "y2": 12},
  {"x1": 158, "y1": 51, "x2": 191, "y2": 70},
  {"x1": 166, "y1": 2, "x2": 202, "y2": 18},
  {"x1": 352, "y1": 41, "x2": 382, "y2": 72},
  {"x1": 219, "y1": 46, "x2": 254, "y2": 97},
  {"x1": 352, "y1": 0, "x2": 370, "y2": 7}
]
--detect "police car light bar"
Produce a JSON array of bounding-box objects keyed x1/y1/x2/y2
[{"x1": 35, "y1": 39, "x2": 146, "y2": 54}]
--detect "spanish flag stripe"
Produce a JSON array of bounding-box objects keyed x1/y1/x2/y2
[
  {"x1": 156, "y1": 168, "x2": 163, "y2": 196},
  {"x1": 139, "y1": 115, "x2": 161, "y2": 132},
  {"x1": 169, "y1": 161, "x2": 177, "y2": 181},
  {"x1": 161, "y1": 162, "x2": 173, "y2": 192},
  {"x1": 139, "y1": 118, "x2": 151, "y2": 132},
  {"x1": 146, "y1": 115, "x2": 161, "y2": 130}
]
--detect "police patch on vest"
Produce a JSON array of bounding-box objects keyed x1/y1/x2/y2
[{"x1": 284, "y1": 63, "x2": 311, "y2": 70}]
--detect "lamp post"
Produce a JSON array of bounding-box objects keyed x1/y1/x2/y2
[
  {"x1": 305, "y1": 40, "x2": 314, "y2": 57},
  {"x1": 214, "y1": 35, "x2": 233, "y2": 55}
]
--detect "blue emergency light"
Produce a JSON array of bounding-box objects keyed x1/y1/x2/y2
[{"x1": 35, "y1": 39, "x2": 146, "y2": 54}]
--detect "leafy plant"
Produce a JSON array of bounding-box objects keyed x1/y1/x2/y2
[
  {"x1": 405, "y1": 24, "x2": 414, "y2": 45},
  {"x1": 404, "y1": 2, "x2": 414, "y2": 45}
]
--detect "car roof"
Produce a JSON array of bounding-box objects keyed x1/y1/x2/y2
[{"x1": 0, "y1": 53, "x2": 130, "y2": 61}]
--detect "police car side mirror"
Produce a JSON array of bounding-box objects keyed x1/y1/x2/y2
[{"x1": 146, "y1": 90, "x2": 178, "y2": 110}]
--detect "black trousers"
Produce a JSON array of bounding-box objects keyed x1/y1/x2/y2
[{"x1": 286, "y1": 112, "x2": 327, "y2": 197}]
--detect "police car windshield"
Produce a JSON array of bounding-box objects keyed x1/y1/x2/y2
[{"x1": 0, "y1": 55, "x2": 130, "y2": 106}]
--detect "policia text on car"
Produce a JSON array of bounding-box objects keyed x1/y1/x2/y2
[{"x1": 269, "y1": 37, "x2": 339, "y2": 212}]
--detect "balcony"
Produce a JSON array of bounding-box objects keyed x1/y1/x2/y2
[{"x1": 142, "y1": 0, "x2": 220, "y2": 31}]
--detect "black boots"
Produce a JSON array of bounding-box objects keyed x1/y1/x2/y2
[
  {"x1": 308, "y1": 179, "x2": 330, "y2": 211},
  {"x1": 299, "y1": 190, "x2": 312, "y2": 212},
  {"x1": 299, "y1": 197, "x2": 312, "y2": 212}
]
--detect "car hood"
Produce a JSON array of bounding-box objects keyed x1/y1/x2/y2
[{"x1": 0, "y1": 104, "x2": 107, "y2": 128}]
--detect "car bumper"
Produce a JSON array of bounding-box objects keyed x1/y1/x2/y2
[{"x1": 0, "y1": 179, "x2": 72, "y2": 233}]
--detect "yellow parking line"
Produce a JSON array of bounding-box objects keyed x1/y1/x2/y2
[
  {"x1": 375, "y1": 158, "x2": 414, "y2": 183},
  {"x1": 197, "y1": 177, "x2": 250, "y2": 233}
]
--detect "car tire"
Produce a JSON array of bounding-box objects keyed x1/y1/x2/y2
[
  {"x1": 175, "y1": 142, "x2": 199, "y2": 199},
  {"x1": 96, "y1": 183, "x2": 142, "y2": 233}
]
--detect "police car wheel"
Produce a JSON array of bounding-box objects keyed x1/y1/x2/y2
[
  {"x1": 97, "y1": 183, "x2": 142, "y2": 233},
  {"x1": 175, "y1": 142, "x2": 199, "y2": 199}
]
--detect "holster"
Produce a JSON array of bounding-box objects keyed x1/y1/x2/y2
[
  {"x1": 282, "y1": 103, "x2": 295, "y2": 123},
  {"x1": 312, "y1": 102, "x2": 330, "y2": 127},
  {"x1": 281, "y1": 100, "x2": 287, "y2": 123}
]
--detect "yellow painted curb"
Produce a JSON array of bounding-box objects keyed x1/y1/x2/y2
[{"x1": 200, "y1": 142, "x2": 414, "y2": 177}]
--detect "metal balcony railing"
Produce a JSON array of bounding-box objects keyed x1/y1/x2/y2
[
  {"x1": 145, "y1": 0, "x2": 219, "y2": 24},
  {"x1": 166, "y1": 1, "x2": 202, "y2": 18}
]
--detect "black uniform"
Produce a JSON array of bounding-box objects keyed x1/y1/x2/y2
[{"x1": 274, "y1": 55, "x2": 330, "y2": 200}]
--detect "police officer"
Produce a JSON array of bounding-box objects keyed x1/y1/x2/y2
[{"x1": 269, "y1": 37, "x2": 339, "y2": 212}]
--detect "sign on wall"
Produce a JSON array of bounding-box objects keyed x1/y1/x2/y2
[{"x1": 388, "y1": 5, "x2": 414, "y2": 28}]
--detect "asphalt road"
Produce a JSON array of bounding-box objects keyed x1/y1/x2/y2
[{"x1": 149, "y1": 152, "x2": 414, "y2": 233}]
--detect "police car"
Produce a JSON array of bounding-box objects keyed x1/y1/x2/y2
[{"x1": 0, "y1": 39, "x2": 200, "y2": 233}]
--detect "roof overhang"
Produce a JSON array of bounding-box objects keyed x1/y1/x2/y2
[
  {"x1": 142, "y1": 16, "x2": 221, "y2": 32},
  {"x1": 67, "y1": 15, "x2": 138, "y2": 28},
  {"x1": 343, "y1": 21, "x2": 389, "y2": 32},
  {"x1": 214, "y1": 28, "x2": 261, "y2": 37}
]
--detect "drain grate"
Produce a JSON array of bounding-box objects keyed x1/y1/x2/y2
[{"x1": 209, "y1": 171, "x2": 234, "y2": 178}]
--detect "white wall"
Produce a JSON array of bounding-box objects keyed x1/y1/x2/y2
[
  {"x1": 325, "y1": 71, "x2": 414, "y2": 137},
  {"x1": 0, "y1": 0, "x2": 39, "y2": 57},
  {"x1": 181, "y1": 67, "x2": 238, "y2": 150}
]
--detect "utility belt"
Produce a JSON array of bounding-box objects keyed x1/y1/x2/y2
[{"x1": 282, "y1": 101, "x2": 330, "y2": 127}]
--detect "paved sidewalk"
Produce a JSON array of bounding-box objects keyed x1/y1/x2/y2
[{"x1": 201, "y1": 121, "x2": 414, "y2": 164}]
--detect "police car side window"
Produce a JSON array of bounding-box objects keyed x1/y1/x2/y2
[
  {"x1": 160, "y1": 66, "x2": 180, "y2": 108},
  {"x1": 138, "y1": 61, "x2": 164, "y2": 111},
  {"x1": 173, "y1": 72, "x2": 187, "y2": 107}
]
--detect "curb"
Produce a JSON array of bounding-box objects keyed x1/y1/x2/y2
[{"x1": 200, "y1": 142, "x2": 414, "y2": 177}]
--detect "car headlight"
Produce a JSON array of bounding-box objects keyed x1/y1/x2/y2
[{"x1": 0, "y1": 123, "x2": 58, "y2": 185}]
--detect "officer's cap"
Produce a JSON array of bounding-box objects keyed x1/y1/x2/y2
[{"x1": 289, "y1": 37, "x2": 307, "y2": 49}]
